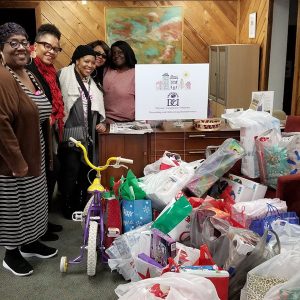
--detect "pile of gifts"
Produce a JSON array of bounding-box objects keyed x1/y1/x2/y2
[{"x1": 102, "y1": 135, "x2": 300, "y2": 300}]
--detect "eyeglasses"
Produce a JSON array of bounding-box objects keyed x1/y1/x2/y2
[
  {"x1": 95, "y1": 51, "x2": 107, "y2": 59},
  {"x1": 36, "y1": 41, "x2": 62, "y2": 53},
  {"x1": 2, "y1": 40, "x2": 30, "y2": 49}
]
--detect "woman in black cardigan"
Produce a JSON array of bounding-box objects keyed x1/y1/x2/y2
[{"x1": 27, "y1": 24, "x2": 64, "y2": 241}]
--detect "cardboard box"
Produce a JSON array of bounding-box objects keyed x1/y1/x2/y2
[
  {"x1": 228, "y1": 173, "x2": 267, "y2": 200},
  {"x1": 150, "y1": 229, "x2": 176, "y2": 267}
]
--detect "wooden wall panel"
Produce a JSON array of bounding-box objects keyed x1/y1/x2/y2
[
  {"x1": 0, "y1": 1, "x2": 237, "y2": 69},
  {"x1": 237, "y1": 0, "x2": 273, "y2": 90}
]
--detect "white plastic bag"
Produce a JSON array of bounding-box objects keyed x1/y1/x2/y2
[
  {"x1": 222, "y1": 109, "x2": 280, "y2": 178},
  {"x1": 263, "y1": 272, "x2": 300, "y2": 300},
  {"x1": 246, "y1": 250, "x2": 300, "y2": 300},
  {"x1": 231, "y1": 198, "x2": 287, "y2": 227},
  {"x1": 144, "y1": 151, "x2": 182, "y2": 176},
  {"x1": 269, "y1": 220, "x2": 300, "y2": 253},
  {"x1": 140, "y1": 164, "x2": 195, "y2": 210},
  {"x1": 115, "y1": 272, "x2": 220, "y2": 300}
]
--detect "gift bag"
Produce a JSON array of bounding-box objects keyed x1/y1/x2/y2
[
  {"x1": 249, "y1": 204, "x2": 299, "y2": 238},
  {"x1": 222, "y1": 109, "x2": 280, "y2": 178},
  {"x1": 186, "y1": 138, "x2": 245, "y2": 197},
  {"x1": 151, "y1": 196, "x2": 192, "y2": 235},
  {"x1": 122, "y1": 199, "x2": 152, "y2": 232},
  {"x1": 255, "y1": 129, "x2": 300, "y2": 188},
  {"x1": 119, "y1": 169, "x2": 147, "y2": 200}
]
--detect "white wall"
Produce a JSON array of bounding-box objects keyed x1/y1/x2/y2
[{"x1": 268, "y1": 0, "x2": 290, "y2": 110}]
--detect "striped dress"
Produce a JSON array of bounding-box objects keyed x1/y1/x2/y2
[{"x1": 0, "y1": 68, "x2": 51, "y2": 246}]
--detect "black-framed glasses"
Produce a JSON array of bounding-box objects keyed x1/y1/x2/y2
[
  {"x1": 2, "y1": 40, "x2": 30, "y2": 49},
  {"x1": 36, "y1": 41, "x2": 62, "y2": 53},
  {"x1": 95, "y1": 51, "x2": 107, "y2": 59}
]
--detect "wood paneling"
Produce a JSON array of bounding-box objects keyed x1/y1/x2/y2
[
  {"x1": 0, "y1": 1, "x2": 238, "y2": 68},
  {"x1": 237, "y1": 0, "x2": 273, "y2": 90}
]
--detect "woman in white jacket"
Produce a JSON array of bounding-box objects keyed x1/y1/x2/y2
[{"x1": 58, "y1": 45, "x2": 105, "y2": 219}]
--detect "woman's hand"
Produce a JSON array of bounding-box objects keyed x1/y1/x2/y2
[
  {"x1": 12, "y1": 166, "x2": 28, "y2": 177},
  {"x1": 96, "y1": 123, "x2": 107, "y2": 133}
]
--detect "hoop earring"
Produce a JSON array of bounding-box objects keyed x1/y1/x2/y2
[
  {"x1": 92, "y1": 69, "x2": 98, "y2": 79},
  {"x1": 0, "y1": 51, "x2": 6, "y2": 66},
  {"x1": 26, "y1": 56, "x2": 33, "y2": 66}
]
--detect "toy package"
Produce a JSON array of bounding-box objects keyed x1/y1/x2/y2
[{"x1": 150, "y1": 229, "x2": 176, "y2": 267}]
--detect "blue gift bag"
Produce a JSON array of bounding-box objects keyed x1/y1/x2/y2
[{"x1": 122, "y1": 199, "x2": 152, "y2": 232}]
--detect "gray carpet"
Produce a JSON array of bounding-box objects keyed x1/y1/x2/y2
[{"x1": 0, "y1": 210, "x2": 127, "y2": 300}]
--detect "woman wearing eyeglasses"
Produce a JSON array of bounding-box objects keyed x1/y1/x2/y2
[
  {"x1": 87, "y1": 40, "x2": 110, "y2": 86},
  {"x1": 0, "y1": 22, "x2": 57, "y2": 276},
  {"x1": 26, "y1": 24, "x2": 64, "y2": 242}
]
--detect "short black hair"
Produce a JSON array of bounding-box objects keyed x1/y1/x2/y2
[
  {"x1": 0, "y1": 22, "x2": 28, "y2": 50},
  {"x1": 35, "y1": 23, "x2": 61, "y2": 41},
  {"x1": 110, "y1": 40, "x2": 137, "y2": 69}
]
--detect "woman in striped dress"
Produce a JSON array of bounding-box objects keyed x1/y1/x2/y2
[{"x1": 0, "y1": 23, "x2": 57, "y2": 277}]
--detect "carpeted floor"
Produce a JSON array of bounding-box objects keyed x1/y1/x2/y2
[{"x1": 0, "y1": 209, "x2": 127, "y2": 300}]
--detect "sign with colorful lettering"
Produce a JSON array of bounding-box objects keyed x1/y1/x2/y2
[{"x1": 135, "y1": 64, "x2": 209, "y2": 120}]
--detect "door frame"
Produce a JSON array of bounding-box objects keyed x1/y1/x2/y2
[
  {"x1": 0, "y1": 1, "x2": 41, "y2": 29},
  {"x1": 291, "y1": 0, "x2": 300, "y2": 115}
]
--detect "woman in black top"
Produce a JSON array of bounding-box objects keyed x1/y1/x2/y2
[{"x1": 26, "y1": 24, "x2": 64, "y2": 241}]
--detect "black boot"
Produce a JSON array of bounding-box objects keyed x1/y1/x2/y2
[{"x1": 3, "y1": 248, "x2": 33, "y2": 276}]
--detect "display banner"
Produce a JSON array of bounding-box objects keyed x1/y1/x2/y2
[{"x1": 135, "y1": 64, "x2": 209, "y2": 120}]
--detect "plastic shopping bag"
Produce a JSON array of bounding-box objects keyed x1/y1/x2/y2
[
  {"x1": 140, "y1": 163, "x2": 195, "y2": 210},
  {"x1": 222, "y1": 109, "x2": 280, "y2": 178},
  {"x1": 269, "y1": 220, "x2": 300, "y2": 253},
  {"x1": 228, "y1": 229, "x2": 280, "y2": 300},
  {"x1": 263, "y1": 272, "x2": 300, "y2": 300},
  {"x1": 115, "y1": 272, "x2": 220, "y2": 300},
  {"x1": 246, "y1": 250, "x2": 300, "y2": 300}
]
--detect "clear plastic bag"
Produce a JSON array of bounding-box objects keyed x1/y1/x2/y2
[
  {"x1": 115, "y1": 272, "x2": 220, "y2": 300},
  {"x1": 246, "y1": 250, "x2": 300, "y2": 300},
  {"x1": 185, "y1": 138, "x2": 245, "y2": 197},
  {"x1": 228, "y1": 230, "x2": 280, "y2": 300},
  {"x1": 269, "y1": 220, "x2": 300, "y2": 253},
  {"x1": 263, "y1": 272, "x2": 300, "y2": 300}
]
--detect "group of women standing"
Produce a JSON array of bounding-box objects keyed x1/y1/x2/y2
[{"x1": 0, "y1": 21, "x2": 137, "y2": 276}]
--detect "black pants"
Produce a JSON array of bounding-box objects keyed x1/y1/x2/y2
[
  {"x1": 45, "y1": 153, "x2": 60, "y2": 211},
  {"x1": 58, "y1": 145, "x2": 90, "y2": 211}
]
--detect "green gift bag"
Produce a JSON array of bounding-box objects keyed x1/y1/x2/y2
[
  {"x1": 151, "y1": 196, "x2": 192, "y2": 234},
  {"x1": 119, "y1": 169, "x2": 146, "y2": 200}
]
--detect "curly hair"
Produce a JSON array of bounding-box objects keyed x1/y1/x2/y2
[
  {"x1": 35, "y1": 23, "x2": 61, "y2": 41},
  {"x1": 0, "y1": 22, "x2": 28, "y2": 50},
  {"x1": 110, "y1": 40, "x2": 137, "y2": 69}
]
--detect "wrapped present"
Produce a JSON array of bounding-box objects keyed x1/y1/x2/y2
[
  {"x1": 186, "y1": 138, "x2": 245, "y2": 197},
  {"x1": 122, "y1": 199, "x2": 152, "y2": 233}
]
